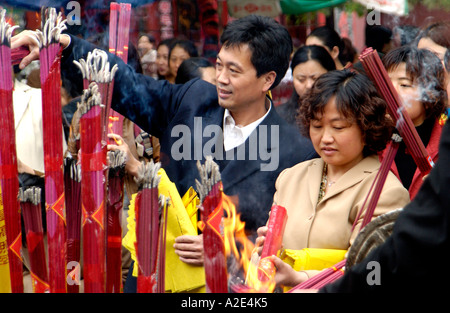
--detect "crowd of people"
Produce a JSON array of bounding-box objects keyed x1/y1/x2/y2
[{"x1": 7, "y1": 13, "x2": 450, "y2": 293}]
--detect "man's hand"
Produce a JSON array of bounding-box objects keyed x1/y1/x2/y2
[
  {"x1": 174, "y1": 234, "x2": 204, "y2": 266},
  {"x1": 107, "y1": 133, "x2": 141, "y2": 178}
]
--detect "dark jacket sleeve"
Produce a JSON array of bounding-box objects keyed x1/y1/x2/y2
[
  {"x1": 320, "y1": 122, "x2": 450, "y2": 293},
  {"x1": 60, "y1": 35, "x2": 191, "y2": 138}
]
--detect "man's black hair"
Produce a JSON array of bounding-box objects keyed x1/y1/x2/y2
[{"x1": 220, "y1": 14, "x2": 293, "y2": 90}]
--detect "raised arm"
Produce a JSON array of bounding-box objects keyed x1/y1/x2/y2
[{"x1": 11, "y1": 31, "x2": 184, "y2": 138}]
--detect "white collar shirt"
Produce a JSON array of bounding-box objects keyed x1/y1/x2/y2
[{"x1": 223, "y1": 101, "x2": 272, "y2": 151}]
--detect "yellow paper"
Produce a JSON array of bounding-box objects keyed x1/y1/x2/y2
[
  {"x1": 122, "y1": 169, "x2": 205, "y2": 293},
  {"x1": 281, "y1": 248, "x2": 347, "y2": 272},
  {"x1": 0, "y1": 186, "x2": 12, "y2": 293}
]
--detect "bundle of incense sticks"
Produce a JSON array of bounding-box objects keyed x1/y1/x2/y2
[
  {"x1": 108, "y1": 2, "x2": 131, "y2": 142},
  {"x1": 73, "y1": 49, "x2": 118, "y2": 140},
  {"x1": 135, "y1": 161, "x2": 169, "y2": 293},
  {"x1": 63, "y1": 156, "x2": 82, "y2": 293},
  {"x1": 256, "y1": 205, "x2": 287, "y2": 284},
  {"x1": 34, "y1": 7, "x2": 68, "y2": 293},
  {"x1": 79, "y1": 82, "x2": 107, "y2": 293},
  {"x1": 20, "y1": 187, "x2": 49, "y2": 293},
  {"x1": 11, "y1": 45, "x2": 29, "y2": 65},
  {"x1": 196, "y1": 156, "x2": 228, "y2": 293},
  {"x1": 354, "y1": 134, "x2": 403, "y2": 232},
  {"x1": 359, "y1": 48, "x2": 434, "y2": 175},
  {"x1": 0, "y1": 9, "x2": 23, "y2": 293},
  {"x1": 106, "y1": 150, "x2": 126, "y2": 293}
]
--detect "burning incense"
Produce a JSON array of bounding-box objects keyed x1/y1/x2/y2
[
  {"x1": 134, "y1": 160, "x2": 168, "y2": 293},
  {"x1": 63, "y1": 156, "x2": 82, "y2": 293},
  {"x1": 196, "y1": 156, "x2": 228, "y2": 293},
  {"x1": 0, "y1": 9, "x2": 23, "y2": 293},
  {"x1": 79, "y1": 82, "x2": 107, "y2": 293},
  {"x1": 359, "y1": 48, "x2": 433, "y2": 175},
  {"x1": 106, "y1": 150, "x2": 126, "y2": 293},
  {"x1": 20, "y1": 187, "x2": 49, "y2": 293}
]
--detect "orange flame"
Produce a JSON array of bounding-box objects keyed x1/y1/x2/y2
[
  {"x1": 108, "y1": 116, "x2": 123, "y2": 145},
  {"x1": 222, "y1": 194, "x2": 276, "y2": 293}
]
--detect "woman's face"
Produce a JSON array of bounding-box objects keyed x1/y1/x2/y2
[
  {"x1": 169, "y1": 45, "x2": 191, "y2": 77},
  {"x1": 310, "y1": 97, "x2": 365, "y2": 172},
  {"x1": 156, "y1": 44, "x2": 170, "y2": 77},
  {"x1": 388, "y1": 62, "x2": 426, "y2": 126},
  {"x1": 418, "y1": 37, "x2": 447, "y2": 64},
  {"x1": 292, "y1": 60, "x2": 328, "y2": 98}
]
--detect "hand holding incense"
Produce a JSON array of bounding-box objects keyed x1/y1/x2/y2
[{"x1": 257, "y1": 205, "x2": 287, "y2": 284}]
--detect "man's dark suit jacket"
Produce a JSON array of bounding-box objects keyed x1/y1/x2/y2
[
  {"x1": 321, "y1": 121, "x2": 450, "y2": 293},
  {"x1": 61, "y1": 35, "x2": 318, "y2": 233}
]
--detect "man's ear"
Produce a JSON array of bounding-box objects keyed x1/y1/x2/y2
[{"x1": 263, "y1": 71, "x2": 277, "y2": 92}]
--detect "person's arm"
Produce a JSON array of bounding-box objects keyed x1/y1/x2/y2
[{"x1": 12, "y1": 31, "x2": 186, "y2": 138}]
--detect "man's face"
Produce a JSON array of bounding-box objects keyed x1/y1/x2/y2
[{"x1": 215, "y1": 44, "x2": 270, "y2": 114}]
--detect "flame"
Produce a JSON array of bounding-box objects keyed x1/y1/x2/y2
[
  {"x1": 222, "y1": 194, "x2": 276, "y2": 293},
  {"x1": 108, "y1": 116, "x2": 123, "y2": 145}
]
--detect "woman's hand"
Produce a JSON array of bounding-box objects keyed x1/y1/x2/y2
[
  {"x1": 270, "y1": 255, "x2": 309, "y2": 287},
  {"x1": 173, "y1": 234, "x2": 204, "y2": 265},
  {"x1": 254, "y1": 226, "x2": 268, "y2": 255},
  {"x1": 11, "y1": 31, "x2": 71, "y2": 70}
]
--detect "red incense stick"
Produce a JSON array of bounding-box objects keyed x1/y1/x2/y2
[
  {"x1": 64, "y1": 156, "x2": 82, "y2": 293},
  {"x1": 108, "y1": 2, "x2": 131, "y2": 142},
  {"x1": 196, "y1": 157, "x2": 228, "y2": 293},
  {"x1": 135, "y1": 161, "x2": 167, "y2": 293},
  {"x1": 79, "y1": 83, "x2": 107, "y2": 293},
  {"x1": 20, "y1": 187, "x2": 49, "y2": 293},
  {"x1": 0, "y1": 9, "x2": 23, "y2": 293},
  {"x1": 105, "y1": 150, "x2": 126, "y2": 293},
  {"x1": 257, "y1": 205, "x2": 287, "y2": 284},
  {"x1": 38, "y1": 7, "x2": 68, "y2": 293}
]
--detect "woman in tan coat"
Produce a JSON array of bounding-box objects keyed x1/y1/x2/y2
[{"x1": 257, "y1": 69, "x2": 410, "y2": 288}]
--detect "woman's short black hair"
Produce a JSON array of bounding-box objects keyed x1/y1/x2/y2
[
  {"x1": 175, "y1": 57, "x2": 214, "y2": 84},
  {"x1": 307, "y1": 26, "x2": 345, "y2": 64},
  {"x1": 291, "y1": 45, "x2": 336, "y2": 72},
  {"x1": 220, "y1": 14, "x2": 293, "y2": 90},
  {"x1": 383, "y1": 45, "x2": 447, "y2": 122},
  {"x1": 169, "y1": 39, "x2": 199, "y2": 60},
  {"x1": 298, "y1": 69, "x2": 394, "y2": 156}
]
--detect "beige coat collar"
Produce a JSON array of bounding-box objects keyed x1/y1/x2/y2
[{"x1": 307, "y1": 155, "x2": 381, "y2": 207}]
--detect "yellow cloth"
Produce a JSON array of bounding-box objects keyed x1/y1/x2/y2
[
  {"x1": 0, "y1": 187, "x2": 12, "y2": 293},
  {"x1": 281, "y1": 248, "x2": 347, "y2": 272},
  {"x1": 122, "y1": 169, "x2": 205, "y2": 293}
]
